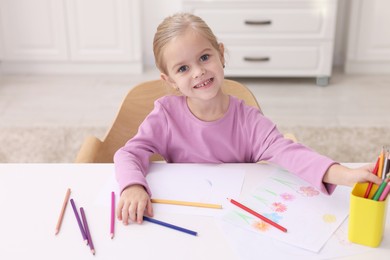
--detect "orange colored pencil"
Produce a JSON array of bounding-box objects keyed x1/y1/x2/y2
[
  {"x1": 55, "y1": 188, "x2": 71, "y2": 235},
  {"x1": 377, "y1": 148, "x2": 385, "y2": 179},
  {"x1": 151, "y1": 198, "x2": 222, "y2": 209}
]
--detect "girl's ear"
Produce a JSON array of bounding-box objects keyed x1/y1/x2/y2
[{"x1": 160, "y1": 73, "x2": 177, "y2": 90}]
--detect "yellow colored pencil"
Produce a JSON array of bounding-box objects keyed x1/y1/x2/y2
[{"x1": 151, "y1": 198, "x2": 222, "y2": 209}]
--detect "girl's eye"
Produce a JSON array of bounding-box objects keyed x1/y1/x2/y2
[
  {"x1": 200, "y1": 54, "x2": 209, "y2": 62},
  {"x1": 178, "y1": 65, "x2": 189, "y2": 73}
]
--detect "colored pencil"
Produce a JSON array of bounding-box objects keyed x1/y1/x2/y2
[
  {"x1": 372, "y1": 181, "x2": 388, "y2": 201},
  {"x1": 80, "y1": 207, "x2": 95, "y2": 255},
  {"x1": 382, "y1": 150, "x2": 389, "y2": 180},
  {"x1": 379, "y1": 182, "x2": 390, "y2": 201},
  {"x1": 377, "y1": 148, "x2": 385, "y2": 179},
  {"x1": 70, "y1": 199, "x2": 88, "y2": 244},
  {"x1": 151, "y1": 198, "x2": 222, "y2": 209},
  {"x1": 383, "y1": 153, "x2": 390, "y2": 176},
  {"x1": 55, "y1": 188, "x2": 71, "y2": 235},
  {"x1": 364, "y1": 157, "x2": 380, "y2": 199},
  {"x1": 227, "y1": 198, "x2": 288, "y2": 233},
  {"x1": 110, "y1": 191, "x2": 115, "y2": 239},
  {"x1": 143, "y1": 216, "x2": 197, "y2": 236}
]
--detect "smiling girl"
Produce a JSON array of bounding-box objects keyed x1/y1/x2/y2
[{"x1": 114, "y1": 13, "x2": 381, "y2": 225}]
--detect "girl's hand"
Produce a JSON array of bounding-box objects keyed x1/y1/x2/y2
[
  {"x1": 116, "y1": 184, "x2": 153, "y2": 225},
  {"x1": 323, "y1": 163, "x2": 383, "y2": 187}
]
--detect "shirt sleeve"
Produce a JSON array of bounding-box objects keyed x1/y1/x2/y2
[
  {"x1": 249, "y1": 111, "x2": 338, "y2": 195},
  {"x1": 113, "y1": 100, "x2": 168, "y2": 196}
]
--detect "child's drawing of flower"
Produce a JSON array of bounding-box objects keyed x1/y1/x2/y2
[
  {"x1": 299, "y1": 186, "x2": 319, "y2": 197},
  {"x1": 271, "y1": 202, "x2": 287, "y2": 213},
  {"x1": 252, "y1": 221, "x2": 270, "y2": 232},
  {"x1": 280, "y1": 192, "x2": 295, "y2": 201},
  {"x1": 322, "y1": 214, "x2": 337, "y2": 223},
  {"x1": 264, "y1": 212, "x2": 282, "y2": 223}
]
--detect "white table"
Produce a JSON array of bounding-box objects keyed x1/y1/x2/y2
[{"x1": 0, "y1": 163, "x2": 388, "y2": 260}]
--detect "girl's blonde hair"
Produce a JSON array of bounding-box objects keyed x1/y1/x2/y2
[{"x1": 153, "y1": 13, "x2": 222, "y2": 74}]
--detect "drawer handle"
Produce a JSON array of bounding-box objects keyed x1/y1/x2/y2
[
  {"x1": 243, "y1": 57, "x2": 270, "y2": 62},
  {"x1": 244, "y1": 20, "x2": 272, "y2": 25}
]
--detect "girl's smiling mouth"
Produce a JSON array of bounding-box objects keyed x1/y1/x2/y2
[{"x1": 193, "y1": 78, "x2": 214, "y2": 89}]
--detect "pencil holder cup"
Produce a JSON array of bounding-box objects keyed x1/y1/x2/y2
[{"x1": 348, "y1": 183, "x2": 388, "y2": 247}]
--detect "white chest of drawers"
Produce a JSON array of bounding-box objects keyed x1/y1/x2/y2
[{"x1": 183, "y1": 0, "x2": 338, "y2": 86}]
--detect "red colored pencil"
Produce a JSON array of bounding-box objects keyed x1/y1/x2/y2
[
  {"x1": 364, "y1": 157, "x2": 380, "y2": 198},
  {"x1": 227, "y1": 198, "x2": 287, "y2": 233}
]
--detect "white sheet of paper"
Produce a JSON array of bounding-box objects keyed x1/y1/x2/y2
[
  {"x1": 217, "y1": 216, "x2": 373, "y2": 260},
  {"x1": 222, "y1": 166, "x2": 350, "y2": 252},
  {"x1": 95, "y1": 163, "x2": 245, "y2": 216}
]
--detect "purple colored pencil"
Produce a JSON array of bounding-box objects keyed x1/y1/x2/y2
[
  {"x1": 110, "y1": 192, "x2": 115, "y2": 239},
  {"x1": 80, "y1": 207, "x2": 95, "y2": 255},
  {"x1": 70, "y1": 199, "x2": 88, "y2": 244}
]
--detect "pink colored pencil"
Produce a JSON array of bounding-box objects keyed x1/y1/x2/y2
[
  {"x1": 110, "y1": 191, "x2": 115, "y2": 239},
  {"x1": 55, "y1": 188, "x2": 71, "y2": 235},
  {"x1": 80, "y1": 207, "x2": 95, "y2": 255}
]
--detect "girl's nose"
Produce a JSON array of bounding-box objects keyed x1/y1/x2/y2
[{"x1": 193, "y1": 66, "x2": 205, "y2": 79}]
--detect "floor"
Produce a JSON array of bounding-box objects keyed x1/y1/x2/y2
[{"x1": 0, "y1": 68, "x2": 389, "y2": 128}]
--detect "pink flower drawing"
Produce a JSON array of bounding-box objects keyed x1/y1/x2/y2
[
  {"x1": 271, "y1": 202, "x2": 287, "y2": 213},
  {"x1": 280, "y1": 193, "x2": 295, "y2": 201},
  {"x1": 299, "y1": 186, "x2": 320, "y2": 197}
]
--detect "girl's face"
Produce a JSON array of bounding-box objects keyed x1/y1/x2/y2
[{"x1": 160, "y1": 29, "x2": 225, "y2": 102}]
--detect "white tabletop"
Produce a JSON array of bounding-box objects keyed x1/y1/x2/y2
[{"x1": 0, "y1": 163, "x2": 388, "y2": 260}]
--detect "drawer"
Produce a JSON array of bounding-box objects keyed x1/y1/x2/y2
[
  {"x1": 192, "y1": 7, "x2": 336, "y2": 39},
  {"x1": 224, "y1": 44, "x2": 332, "y2": 76}
]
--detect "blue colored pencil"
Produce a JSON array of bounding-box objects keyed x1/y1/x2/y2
[{"x1": 143, "y1": 216, "x2": 197, "y2": 236}]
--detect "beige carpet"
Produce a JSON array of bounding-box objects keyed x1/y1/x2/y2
[{"x1": 0, "y1": 126, "x2": 388, "y2": 163}]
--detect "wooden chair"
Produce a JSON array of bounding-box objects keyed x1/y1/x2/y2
[{"x1": 75, "y1": 79, "x2": 287, "y2": 163}]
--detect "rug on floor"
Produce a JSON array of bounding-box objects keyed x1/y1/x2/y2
[{"x1": 0, "y1": 126, "x2": 388, "y2": 163}]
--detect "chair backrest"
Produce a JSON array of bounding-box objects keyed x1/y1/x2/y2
[{"x1": 82, "y1": 79, "x2": 261, "y2": 163}]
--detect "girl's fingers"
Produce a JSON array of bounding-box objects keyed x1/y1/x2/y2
[
  {"x1": 121, "y1": 202, "x2": 130, "y2": 225},
  {"x1": 137, "y1": 201, "x2": 147, "y2": 223},
  {"x1": 146, "y1": 200, "x2": 154, "y2": 217},
  {"x1": 369, "y1": 174, "x2": 383, "y2": 185},
  {"x1": 116, "y1": 199, "x2": 124, "y2": 220},
  {"x1": 129, "y1": 202, "x2": 138, "y2": 222}
]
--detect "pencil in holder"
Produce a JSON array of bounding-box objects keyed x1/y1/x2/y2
[{"x1": 348, "y1": 183, "x2": 388, "y2": 247}]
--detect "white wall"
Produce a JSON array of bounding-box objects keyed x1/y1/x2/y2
[
  {"x1": 141, "y1": 0, "x2": 350, "y2": 69},
  {"x1": 333, "y1": 0, "x2": 350, "y2": 68},
  {"x1": 141, "y1": 0, "x2": 182, "y2": 68}
]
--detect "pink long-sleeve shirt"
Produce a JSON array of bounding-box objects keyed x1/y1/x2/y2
[{"x1": 114, "y1": 95, "x2": 337, "y2": 196}]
